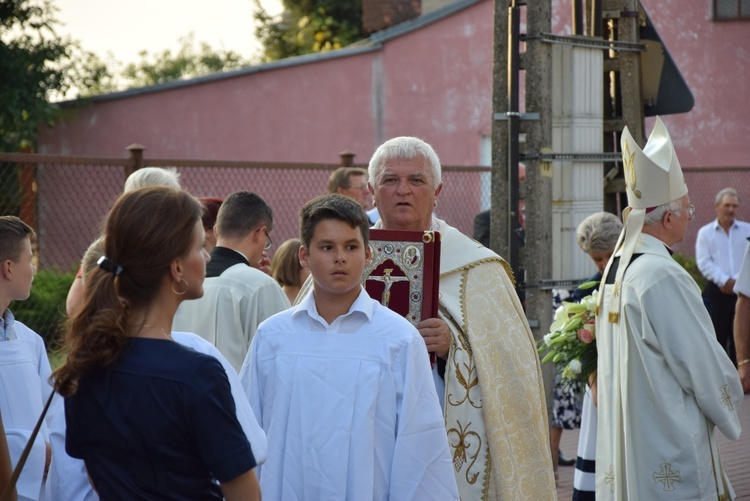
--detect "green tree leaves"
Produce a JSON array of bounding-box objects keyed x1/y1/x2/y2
[
  {"x1": 254, "y1": 0, "x2": 364, "y2": 62},
  {"x1": 120, "y1": 34, "x2": 249, "y2": 88}
]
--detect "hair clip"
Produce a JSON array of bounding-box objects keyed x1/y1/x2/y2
[{"x1": 97, "y1": 256, "x2": 123, "y2": 276}]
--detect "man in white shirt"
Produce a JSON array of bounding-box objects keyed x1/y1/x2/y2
[
  {"x1": 695, "y1": 187, "x2": 750, "y2": 364},
  {"x1": 173, "y1": 191, "x2": 290, "y2": 371}
]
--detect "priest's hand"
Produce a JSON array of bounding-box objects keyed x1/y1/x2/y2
[{"x1": 417, "y1": 318, "x2": 451, "y2": 359}]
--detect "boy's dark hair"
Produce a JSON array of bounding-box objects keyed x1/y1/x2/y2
[
  {"x1": 216, "y1": 191, "x2": 273, "y2": 240},
  {"x1": 0, "y1": 216, "x2": 34, "y2": 262},
  {"x1": 300, "y1": 194, "x2": 370, "y2": 249}
]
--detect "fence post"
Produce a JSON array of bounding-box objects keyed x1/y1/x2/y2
[
  {"x1": 18, "y1": 145, "x2": 37, "y2": 232},
  {"x1": 339, "y1": 150, "x2": 355, "y2": 167},
  {"x1": 125, "y1": 143, "x2": 146, "y2": 179}
]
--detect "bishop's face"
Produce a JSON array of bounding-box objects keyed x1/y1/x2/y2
[
  {"x1": 671, "y1": 195, "x2": 693, "y2": 244},
  {"x1": 370, "y1": 157, "x2": 443, "y2": 231}
]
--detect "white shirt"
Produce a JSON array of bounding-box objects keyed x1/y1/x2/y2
[
  {"x1": 239, "y1": 288, "x2": 458, "y2": 500},
  {"x1": 0, "y1": 319, "x2": 53, "y2": 501},
  {"x1": 695, "y1": 218, "x2": 750, "y2": 286},
  {"x1": 173, "y1": 263, "x2": 290, "y2": 372}
]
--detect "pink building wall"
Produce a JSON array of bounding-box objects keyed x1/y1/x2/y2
[
  {"x1": 36, "y1": 0, "x2": 750, "y2": 260},
  {"x1": 39, "y1": 1, "x2": 494, "y2": 166}
]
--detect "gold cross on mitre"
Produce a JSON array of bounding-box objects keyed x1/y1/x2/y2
[{"x1": 603, "y1": 117, "x2": 688, "y2": 324}]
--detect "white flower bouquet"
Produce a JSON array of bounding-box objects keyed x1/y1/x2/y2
[{"x1": 538, "y1": 286, "x2": 599, "y2": 387}]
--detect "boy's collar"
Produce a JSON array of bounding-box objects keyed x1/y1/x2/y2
[{"x1": 294, "y1": 287, "x2": 374, "y2": 323}]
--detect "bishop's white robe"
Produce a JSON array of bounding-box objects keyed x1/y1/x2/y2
[
  {"x1": 173, "y1": 263, "x2": 290, "y2": 372},
  {"x1": 43, "y1": 331, "x2": 266, "y2": 501},
  {"x1": 596, "y1": 233, "x2": 743, "y2": 500},
  {"x1": 0, "y1": 320, "x2": 53, "y2": 501},
  {"x1": 240, "y1": 288, "x2": 459, "y2": 500}
]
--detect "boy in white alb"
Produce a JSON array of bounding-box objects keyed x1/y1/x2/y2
[
  {"x1": 0, "y1": 216, "x2": 53, "y2": 501},
  {"x1": 239, "y1": 194, "x2": 458, "y2": 499}
]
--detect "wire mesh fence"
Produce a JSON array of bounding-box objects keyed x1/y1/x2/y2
[
  {"x1": 0, "y1": 151, "x2": 491, "y2": 347},
  {"x1": 3, "y1": 149, "x2": 748, "y2": 348}
]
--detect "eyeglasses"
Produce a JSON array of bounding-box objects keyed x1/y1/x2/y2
[
  {"x1": 264, "y1": 228, "x2": 273, "y2": 250},
  {"x1": 674, "y1": 204, "x2": 695, "y2": 218}
]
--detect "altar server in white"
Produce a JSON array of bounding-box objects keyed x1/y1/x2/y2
[
  {"x1": 596, "y1": 117, "x2": 743, "y2": 500},
  {"x1": 0, "y1": 216, "x2": 53, "y2": 501},
  {"x1": 174, "y1": 191, "x2": 290, "y2": 372},
  {"x1": 240, "y1": 194, "x2": 458, "y2": 500}
]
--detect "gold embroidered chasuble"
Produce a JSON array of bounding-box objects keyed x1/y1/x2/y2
[{"x1": 433, "y1": 219, "x2": 556, "y2": 500}]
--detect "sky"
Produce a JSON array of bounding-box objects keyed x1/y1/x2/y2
[{"x1": 53, "y1": 0, "x2": 282, "y2": 66}]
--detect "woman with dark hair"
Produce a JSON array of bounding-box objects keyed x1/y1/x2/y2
[{"x1": 53, "y1": 186, "x2": 260, "y2": 500}]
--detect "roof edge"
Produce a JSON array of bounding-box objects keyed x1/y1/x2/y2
[
  {"x1": 367, "y1": 0, "x2": 485, "y2": 44},
  {"x1": 56, "y1": 43, "x2": 382, "y2": 107},
  {"x1": 56, "y1": 0, "x2": 486, "y2": 107}
]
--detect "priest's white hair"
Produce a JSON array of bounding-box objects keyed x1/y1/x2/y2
[{"x1": 368, "y1": 136, "x2": 441, "y2": 187}]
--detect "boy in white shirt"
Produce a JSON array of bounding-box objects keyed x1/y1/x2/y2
[
  {"x1": 0, "y1": 216, "x2": 53, "y2": 501},
  {"x1": 240, "y1": 194, "x2": 458, "y2": 500}
]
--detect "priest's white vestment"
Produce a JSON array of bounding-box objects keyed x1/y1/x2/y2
[
  {"x1": 0, "y1": 320, "x2": 53, "y2": 501},
  {"x1": 173, "y1": 263, "x2": 290, "y2": 372},
  {"x1": 43, "y1": 331, "x2": 266, "y2": 501},
  {"x1": 596, "y1": 233, "x2": 743, "y2": 500},
  {"x1": 424, "y1": 218, "x2": 556, "y2": 500},
  {"x1": 240, "y1": 288, "x2": 459, "y2": 500}
]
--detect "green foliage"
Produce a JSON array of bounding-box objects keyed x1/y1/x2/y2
[
  {"x1": 120, "y1": 34, "x2": 250, "y2": 88},
  {"x1": 673, "y1": 253, "x2": 706, "y2": 290},
  {"x1": 254, "y1": 0, "x2": 365, "y2": 62},
  {"x1": 1, "y1": 1, "x2": 246, "y2": 150},
  {"x1": 0, "y1": 0, "x2": 112, "y2": 151},
  {"x1": 11, "y1": 268, "x2": 74, "y2": 348}
]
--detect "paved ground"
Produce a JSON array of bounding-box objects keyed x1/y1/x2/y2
[{"x1": 556, "y1": 393, "x2": 750, "y2": 500}]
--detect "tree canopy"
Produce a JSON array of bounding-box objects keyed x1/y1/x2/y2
[
  {"x1": 254, "y1": 0, "x2": 365, "y2": 62},
  {"x1": 119, "y1": 34, "x2": 250, "y2": 88},
  {"x1": 0, "y1": 0, "x2": 252, "y2": 151},
  {"x1": 0, "y1": 0, "x2": 83, "y2": 151}
]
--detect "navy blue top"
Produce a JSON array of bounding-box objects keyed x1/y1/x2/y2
[{"x1": 65, "y1": 338, "x2": 256, "y2": 500}]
